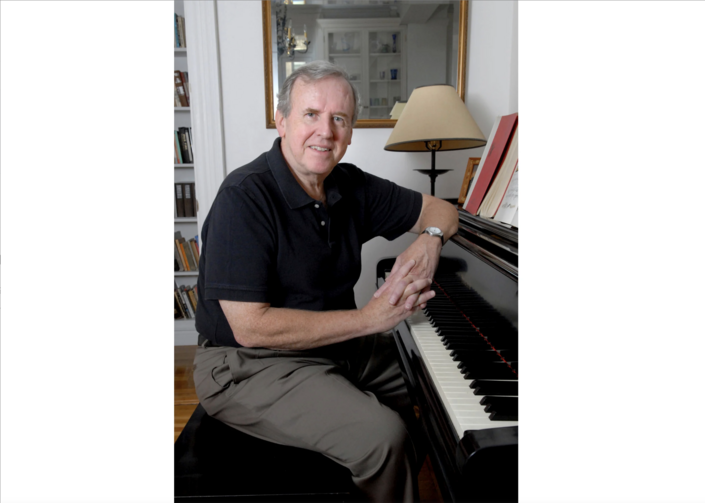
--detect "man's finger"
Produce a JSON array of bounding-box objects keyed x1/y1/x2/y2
[
  {"x1": 386, "y1": 260, "x2": 416, "y2": 304},
  {"x1": 374, "y1": 259, "x2": 414, "y2": 299},
  {"x1": 402, "y1": 278, "x2": 432, "y2": 309}
]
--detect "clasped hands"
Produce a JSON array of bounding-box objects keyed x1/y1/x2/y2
[{"x1": 363, "y1": 236, "x2": 441, "y2": 333}]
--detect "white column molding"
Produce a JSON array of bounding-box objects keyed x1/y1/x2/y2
[{"x1": 183, "y1": 0, "x2": 226, "y2": 238}]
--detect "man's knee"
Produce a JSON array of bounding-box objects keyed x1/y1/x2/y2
[{"x1": 347, "y1": 406, "x2": 410, "y2": 475}]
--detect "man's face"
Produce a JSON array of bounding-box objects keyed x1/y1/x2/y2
[{"x1": 276, "y1": 76, "x2": 354, "y2": 182}]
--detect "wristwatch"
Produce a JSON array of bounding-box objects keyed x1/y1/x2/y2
[{"x1": 422, "y1": 226, "x2": 444, "y2": 244}]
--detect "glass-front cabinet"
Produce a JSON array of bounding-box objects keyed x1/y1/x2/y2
[{"x1": 319, "y1": 19, "x2": 407, "y2": 120}]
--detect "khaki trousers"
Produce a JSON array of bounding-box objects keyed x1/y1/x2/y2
[{"x1": 193, "y1": 332, "x2": 420, "y2": 502}]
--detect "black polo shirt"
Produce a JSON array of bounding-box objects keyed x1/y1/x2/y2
[{"x1": 195, "y1": 138, "x2": 423, "y2": 348}]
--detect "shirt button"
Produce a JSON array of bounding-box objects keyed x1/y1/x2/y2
[
  {"x1": 314, "y1": 204, "x2": 320, "y2": 209},
  {"x1": 320, "y1": 221, "x2": 326, "y2": 226}
]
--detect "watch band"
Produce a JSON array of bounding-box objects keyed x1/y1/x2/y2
[{"x1": 422, "y1": 226, "x2": 444, "y2": 244}]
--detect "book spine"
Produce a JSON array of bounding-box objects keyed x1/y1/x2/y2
[
  {"x1": 177, "y1": 15, "x2": 186, "y2": 49},
  {"x1": 178, "y1": 128, "x2": 193, "y2": 163},
  {"x1": 174, "y1": 71, "x2": 189, "y2": 107},
  {"x1": 183, "y1": 238, "x2": 197, "y2": 271},
  {"x1": 189, "y1": 238, "x2": 200, "y2": 264},
  {"x1": 175, "y1": 183, "x2": 185, "y2": 217},
  {"x1": 183, "y1": 72, "x2": 190, "y2": 104},
  {"x1": 179, "y1": 240, "x2": 191, "y2": 271},
  {"x1": 175, "y1": 290, "x2": 186, "y2": 319},
  {"x1": 175, "y1": 243, "x2": 184, "y2": 271},
  {"x1": 174, "y1": 131, "x2": 183, "y2": 163},
  {"x1": 187, "y1": 288, "x2": 198, "y2": 314},
  {"x1": 180, "y1": 286, "x2": 195, "y2": 318},
  {"x1": 183, "y1": 183, "x2": 194, "y2": 218},
  {"x1": 174, "y1": 14, "x2": 180, "y2": 48}
]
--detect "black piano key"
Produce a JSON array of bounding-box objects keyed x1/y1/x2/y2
[
  {"x1": 470, "y1": 380, "x2": 518, "y2": 396},
  {"x1": 459, "y1": 363, "x2": 517, "y2": 380},
  {"x1": 480, "y1": 396, "x2": 518, "y2": 412},
  {"x1": 489, "y1": 410, "x2": 518, "y2": 421},
  {"x1": 450, "y1": 350, "x2": 504, "y2": 363}
]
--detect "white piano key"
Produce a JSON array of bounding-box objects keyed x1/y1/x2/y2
[{"x1": 406, "y1": 310, "x2": 518, "y2": 438}]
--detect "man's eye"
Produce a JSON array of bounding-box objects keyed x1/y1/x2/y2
[
  {"x1": 306, "y1": 112, "x2": 315, "y2": 118},
  {"x1": 334, "y1": 116, "x2": 345, "y2": 123}
]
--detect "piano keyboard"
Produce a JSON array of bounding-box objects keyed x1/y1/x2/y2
[{"x1": 405, "y1": 277, "x2": 519, "y2": 439}]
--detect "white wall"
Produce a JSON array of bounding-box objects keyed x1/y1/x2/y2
[{"x1": 214, "y1": 0, "x2": 517, "y2": 308}]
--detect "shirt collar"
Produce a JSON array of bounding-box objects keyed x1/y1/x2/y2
[{"x1": 266, "y1": 137, "x2": 342, "y2": 209}]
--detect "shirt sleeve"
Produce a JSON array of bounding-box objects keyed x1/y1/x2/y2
[
  {"x1": 202, "y1": 185, "x2": 276, "y2": 303},
  {"x1": 362, "y1": 170, "x2": 423, "y2": 242}
]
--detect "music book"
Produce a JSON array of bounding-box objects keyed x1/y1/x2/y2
[
  {"x1": 463, "y1": 113, "x2": 518, "y2": 215},
  {"x1": 463, "y1": 116, "x2": 500, "y2": 209},
  {"x1": 492, "y1": 167, "x2": 518, "y2": 227},
  {"x1": 478, "y1": 128, "x2": 518, "y2": 219}
]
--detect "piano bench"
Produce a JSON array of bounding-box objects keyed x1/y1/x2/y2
[{"x1": 175, "y1": 404, "x2": 357, "y2": 502}]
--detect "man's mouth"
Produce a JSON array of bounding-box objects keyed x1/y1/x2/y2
[{"x1": 309, "y1": 146, "x2": 330, "y2": 152}]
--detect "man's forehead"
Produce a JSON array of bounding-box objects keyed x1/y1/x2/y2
[{"x1": 291, "y1": 76, "x2": 354, "y2": 112}]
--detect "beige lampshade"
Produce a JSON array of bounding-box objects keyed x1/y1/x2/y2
[{"x1": 384, "y1": 85, "x2": 486, "y2": 152}]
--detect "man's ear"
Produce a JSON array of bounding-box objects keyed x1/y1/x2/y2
[{"x1": 275, "y1": 110, "x2": 286, "y2": 137}]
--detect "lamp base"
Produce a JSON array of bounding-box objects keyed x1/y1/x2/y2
[{"x1": 414, "y1": 169, "x2": 452, "y2": 196}]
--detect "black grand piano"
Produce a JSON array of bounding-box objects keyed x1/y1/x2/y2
[{"x1": 377, "y1": 208, "x2": 518, "y2": 503}]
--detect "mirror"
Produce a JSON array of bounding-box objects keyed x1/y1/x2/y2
[{"x1": 262, "y1": 0, "x2": 468, "y2": 128}]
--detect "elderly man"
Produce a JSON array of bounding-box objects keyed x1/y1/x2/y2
[{"x1": 193, "y1": 61, "x2": 458, "y2": 502}]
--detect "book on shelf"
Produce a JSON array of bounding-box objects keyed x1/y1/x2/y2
[
  {"x1": 174, "y1": 71, "x2": 189, "y2": 107},
  {"x1": 182, "y1": 72, "x2": 190, "y2": 103},
  {"x1": 180, "y1": 285, "x2": 196, "y2": 318},
  {"x1": 184, "y1": 182, "x2": 195, "y2": 217},
  {"x1": 189, "y1": 237, "x2": 200, "y2": 264},
  {"x1": 175, "y1": 13, "x2": 187, "y2": 49},
  {"x1": 183, "y1": 237, "x2": 198, "y2": 271},
  {"x1": 175, "y1": 231, "x2": 198, "y2": 271},
  {"x1": 187, "y1": 287, "x2": 198, "y2": 313},
  {"x1": 174, "y1": 131, "x2": 183, "y2": 163},
  {"x1": 174, "y1": 182, "x2": 197, "y2": 218},
  {"x1": 175, "y1": 242, "x2": 185, "y2": 271},
  {"x1": 493, "y1": 168, "x2": 519, "y2": 227},
  {"x1": 175, "y1": 290, "x2": 187, "y2": 319},
  {"x1": 463, "y1": 113, "x2": 518, "y2": 216},
  {"x1": 478, "y1": 127, "x2": 519, "y2": 219},
  {"x1": 177, "y1": 127, "x2": 193, "y2": 163},
  {"x1": 175, "y1": 183, "x2": 185, "y2": 217}
]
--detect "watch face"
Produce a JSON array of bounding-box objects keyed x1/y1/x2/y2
[{"x1": 425, "y1": 226, "x2": 443, "y2": 237}]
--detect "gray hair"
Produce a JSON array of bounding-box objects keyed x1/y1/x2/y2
[{"x1": 276, "y1": 60, "x2": 360, "y2": 127}]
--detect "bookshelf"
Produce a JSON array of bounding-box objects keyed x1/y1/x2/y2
[{"x1": 174, "y1": 0, "x2": 198, "y2": 344}]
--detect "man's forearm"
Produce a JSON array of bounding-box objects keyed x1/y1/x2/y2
[
  {"x1": 411, "y1": 194, "x2": 459, "y2": 242},
  {"x1": 227, "y1": 304, "x2": 371, "y2": 350},
  {"x1": 221, "y1": 259, "x2": 434, "y2": 350}
]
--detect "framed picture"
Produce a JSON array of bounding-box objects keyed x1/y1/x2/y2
[{"x1": 458, "y1": 157, "x2": 482, "y2": 205}]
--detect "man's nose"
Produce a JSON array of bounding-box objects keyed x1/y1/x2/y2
[{"x1": 317, "y1": 117, "x2": 334, "y2": 137}]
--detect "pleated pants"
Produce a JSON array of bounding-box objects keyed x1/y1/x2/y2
[{"x1": 193, "y1": 332, "x2": 420, "y2": 502}]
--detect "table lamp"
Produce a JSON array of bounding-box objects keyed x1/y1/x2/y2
[{"x1": 384, "y1": 84, "x2": 486, "y2": 196}]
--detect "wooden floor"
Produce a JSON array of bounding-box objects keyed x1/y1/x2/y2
[{"x1": 175, "y1": 345, "x2": 443, "y2": 502}]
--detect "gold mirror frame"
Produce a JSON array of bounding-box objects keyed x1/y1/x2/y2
[{"x1": 262, "y1": 0, "x2": 468, "y2": 129}]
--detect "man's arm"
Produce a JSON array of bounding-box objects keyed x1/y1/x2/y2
[
  {"x1": 220, "y1": 259, "x2": 435, "y2": 350},
  {"x1": 374, "y1": 193, "x2": 459, "y2": 309}
]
